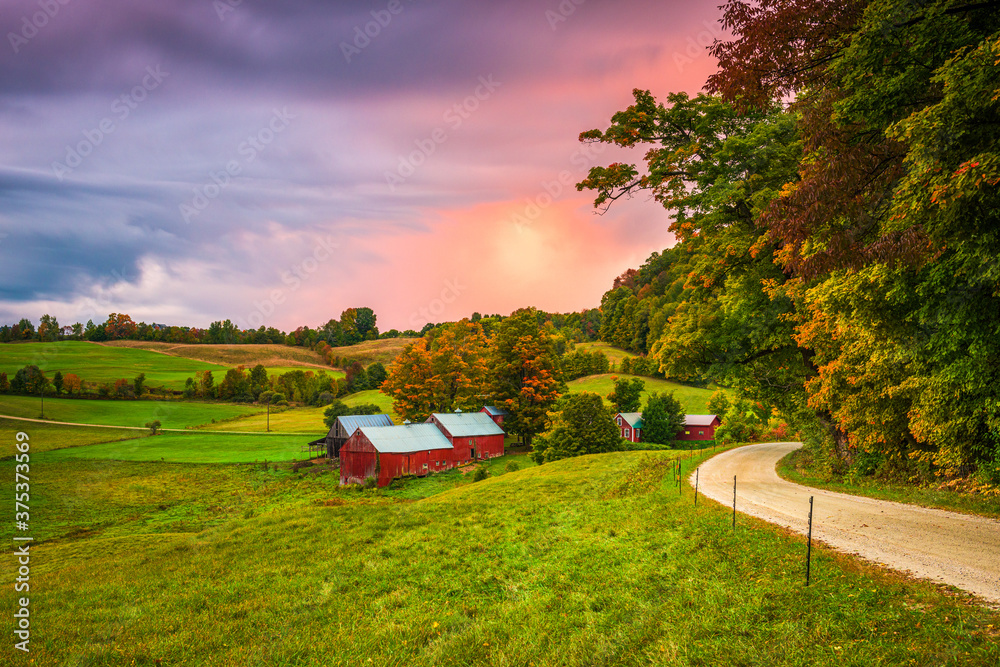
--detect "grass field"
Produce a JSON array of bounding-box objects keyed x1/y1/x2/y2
[
  {"x1": 779, "y1": 448, "x2": 1000, "y2": 519},
  {"x1": 566, "y1": 373, "x2": 715, "y2": 413},
  {"x1": 327, "y1": 337, "x2": 418, "y2": 366},
  {"x1": 5, "y1": 448, "x2": 997, "y2": 665},
  {"x1": 101, "y1": 340, "x2": 330, "y2": 367},
  {"x1": 0, "y1": 395, "x2": 262, "y2": 429},
  {"x1": 0, "y1": 341, "x2": 344, "y2": 390},
  {"x1": 42, "y1": 431, "x2": 310, "y2": 463},
  {"x1": 198, "y1": 388, "x2": 398, "y2": 433},
  {"x1": 0, "y1": 417, "x2": 145, "y2": 456},
  {"x1": 575, "y1": 341, "x2": 639, "y2": 366}
]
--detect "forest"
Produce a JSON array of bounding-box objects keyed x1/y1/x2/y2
[{"x1": 581, "y1": 0, "x2": 1000, "y2": 482}]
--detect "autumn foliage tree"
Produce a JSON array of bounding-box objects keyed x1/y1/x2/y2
[{"x1": 489, "y1": 308, "x2": 564, "y2": 447}]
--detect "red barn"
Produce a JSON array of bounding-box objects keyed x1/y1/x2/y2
[
  {"x1": 427, "y1": 411, "x2": 505, "y2": 461},
  {"x1": 676, "y1": 414, "x2": 721, "y2": 441},
  {"x1": 339, "y1": 423, "x2": 454, "y2": 488},
  {"x1": 480, "y1": 405, "x2": 508, "y2": 427},
  {"x1": 614, "y1": 412, "x2": 643, "y2": 443}
]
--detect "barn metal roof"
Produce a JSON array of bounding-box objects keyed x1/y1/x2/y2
[
  {"x1": 430, "y1": 412, "x2": 505, "y2": 437},
  {"x1": 617, "y1": 412, "x2": 643, "y2": 429},
  {"x1": 335, "y1": 413, "x2": 394, "y2": 436},
  {"x1": 481, "y1": 405, "x2": 508, "y2": 417},
  {"x1": 684, "y1": 414, "x2": 719, "y2": 426},
  {"x1": 358, "y1": 423, "x2": 454, "y2": 453}
]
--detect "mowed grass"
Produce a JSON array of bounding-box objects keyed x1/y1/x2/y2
[
  {"x1": 5, "y1": 448, "x2": 998, "y2": 665},
  {"x1": 44, "y1": 431, "x2": 310, "y2": 463},
  {"x1": 567, "y1": 373, "x2": 716, "y2": 413},
  {"x1": 0, "y1": 395, "x2": 262, "y2": 429},
  {"x1": 0, "y1": 417, "x2": 145, "y2": 456}
]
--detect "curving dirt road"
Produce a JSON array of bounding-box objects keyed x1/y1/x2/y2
[{"x1": 696, "y1": 442, "x2": 1000, "y2": 604}]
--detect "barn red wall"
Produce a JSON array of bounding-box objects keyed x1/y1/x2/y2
[
  {"x1": 449, "y1": 434, "x2": 504, "y2": 461},
  {"x1": 675, "y1": 420, "x2": 720, "y2": 441},
  {"x1": 340, "y1": 435, "x2": 378, "y2": 486}
]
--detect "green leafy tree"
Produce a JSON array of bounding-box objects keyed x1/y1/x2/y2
[
  {"x1": 145, "y1": 420, "x2": 161, "y2": 435},
  {"x1": 641, "y1": 392, "x2": 685, "y2": 445},
  {"x1": 52, "y1": 370, "x2": 64, "y2": 395},
  {"x1": 607, "y1": 377, "x2": 644, "y2": 413},
  {"x1": 366, "y1": 361, "x2": 388, "y2": 388},
  {"x1": 532, "y1": 392, "x2": 622, "y2": 463},
  {"x1": 0, "y1": 372, "x2": 9, "y2": 393},
  {"x1": 133, "y1": 372, "x2": 146, "y2": 397},
  {"x1": 707, "y1": 390, "x2": 730, "y2": 417},
  {"x1": 249, "y1": 364, "x2": 269, "y2": 400}
]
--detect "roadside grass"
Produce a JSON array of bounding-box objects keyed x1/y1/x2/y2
[
  {"x1": 0, "y1": 395, "x2": 262, "y2": 429},
  {"x1": 575, "y1": 341, "x2": 639, "y2": 366},
  {"x1": 5, "y1": 448, "x2": 998, "y2": 665},
  {"x1": 0, "y1": 417, "x2": 145, "y2": 456},
  {"x1": 567, "y1": 373, "x2": 715, "y2": 413},
  {"x1": 779, "y1": 448, "x2": 1000, "y2": 520},
  {"x1": 326, "y1": 337, "x2": 419, "y2": 366},
  {"x1": 42, "y1": 431, "x2": 310, "y2": 463}
]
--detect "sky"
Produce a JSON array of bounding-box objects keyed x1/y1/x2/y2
[{"x1": 0, "y1": 0, "x2": 723, "y2": 332}]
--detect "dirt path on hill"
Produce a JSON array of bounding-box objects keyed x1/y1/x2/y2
[{"x1": 696, "y1": 442, "x2": 1000, "y2": 604}]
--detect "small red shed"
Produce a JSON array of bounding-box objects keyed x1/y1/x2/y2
[
  {"x1": 676, "y1": 414, "x2": 721, "y2": 441},
  {"x1": 614, "y1": 412, "x2": 643, "y2": 443},
  {"x1": 339, "y1": 423, "x2": 454, "y2": 488},
  {"x1": 428, "y1": 411, "x2": 505, "y2": 462},
  {"x1": 480, "y1": 405, "x2": 508, "y2": 427}
]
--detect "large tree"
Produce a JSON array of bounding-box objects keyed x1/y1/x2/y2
[
  {"x1": 641, "y1": 392, "x2": 686, "y2": 445},
  {"x1": 531, "y1": 392, "x2": 622, "y2": 464},
  {"x1": 489, "y1": 308, "x2": 564, "y2": 447}
]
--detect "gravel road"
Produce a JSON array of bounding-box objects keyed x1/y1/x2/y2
[{"x1": 696, "y1": 442, "x2": 1000, "y2": 604}]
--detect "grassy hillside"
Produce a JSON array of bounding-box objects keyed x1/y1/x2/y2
[
  {"x1": 44, "y1": 431, "x2": 311, "y2": 463},
  {"x1": 567, "y1": 373, "x2": 715, "y2": 413},
  {"x1": 0, "y1": 341, "x2": 343, "y2": 390},
  {"x1": 102, "y1": 340, "x2": 330, "y2": 367},
  {"x1": 0, "y1": 395, "x2": 261, "y2": 429},
  {"x1": 575, "y1": 341, "x2": 639, "y2": 366},
  {"x1": 198, "y1": 388, "x2": 398, "y2": 433},
  {"x1": 5, "y1": 449, "x2": 997, "y2": 665},
  {"x1": 326, "y1": 337, "x2": 418, "y2": 366},
  {"x1": 0, "y1": 417, "x2": 145, "y2": 456}
]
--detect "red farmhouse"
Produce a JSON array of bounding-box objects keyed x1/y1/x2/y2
[
  {"x1": 340, "y1": 423, "x2": 455, "y2": 488},
  {"x1": 427, "y1": 411, "x2": 505, "y2": 461},
  {"x1": 676, "y1": 414, "x2": 721, "y2": 441},
  {"x1": 614, "y1": 412, "x2": 643, "y2": 443}
]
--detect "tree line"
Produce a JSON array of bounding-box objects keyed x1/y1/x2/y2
[{"x1": 579, "y1": 0, "x2": 1000, "y2": 484}]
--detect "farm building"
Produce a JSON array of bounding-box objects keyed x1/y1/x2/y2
[
  {"x1": 339, "y1": 423, "x2": 455, "y2": 487},
  {"x1": 615, "y1": 412, "x2": 643, "y2": 443},
  {"x1": 427, "y1": 411, "x2": 505, "y2": 462},
  {"x1": 323, "y1": 413, "x2": 394, "y2": 458},
  {"x1": 677, "y1": 414, "x2": 721, "y2": 441},
  {"x1": 480, "y1": 405, "x2": 508, "y2": 427}
]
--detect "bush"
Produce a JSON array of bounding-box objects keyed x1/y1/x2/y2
[
  {"x1": 362, "y1": 476, "x2": 377, "y2": 490},
  {"x1": 145, "y1": 420, "x2": 161, "y2": 435},
  {"x1": 504, "y1": 460, "x2": 520, "y2": 473},
  {"x1": 472, "y1": 466, "x2": 489, "y2": 482}
]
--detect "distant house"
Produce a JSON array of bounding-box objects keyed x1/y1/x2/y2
[
  {"x1": 427, "y1": 410, "x2": 505, "y2": 462},
  {"x1": 324, "y1": 413, "x2": 394, "y2": 458},
  {"x1": 340, "y1": 423, "x2": 456, "y2": 487},
  {"x1": 480, "y1": 405, "x2": 508, "y2": 427},
  {"x1": 615, "y1": 412, "x2": 643, "y2": 443},
  {"x1": 677, "y1": 415, "x2": 721, "y2": 441}
]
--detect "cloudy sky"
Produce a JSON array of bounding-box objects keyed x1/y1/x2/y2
[{"x1": 0, "y1": 0, "x2": 722, "y2": 332}]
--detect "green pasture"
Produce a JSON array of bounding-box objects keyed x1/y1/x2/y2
[
  {"x1": 566, "y1": 373, "x2": 715, "y2": 413},
  {"x1": 43, "y1": 431, "x2": 310, "y2": 463},
  {"x1": 0, "y1": 395, "x2": 261, "y2": 429},
  {"x1": 574, "y1": 341, "x2": 639, "y2": 365},
  {"x1": 0, "y1": 417, "x2": 145, "y2": 457},
  {"x1": 4, "y1": 448, "x2": 997, "y2": 665}
]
